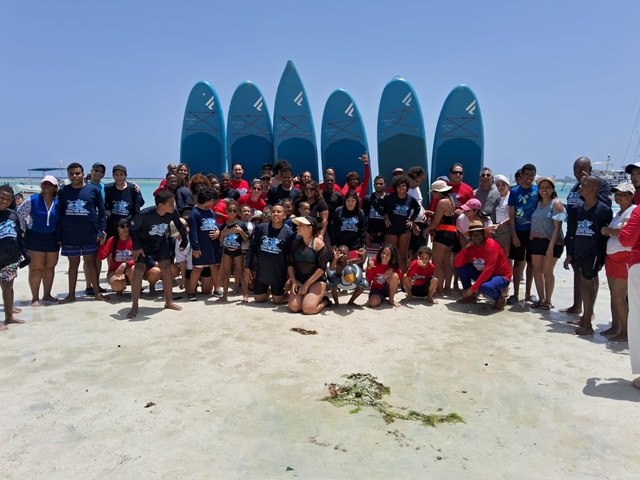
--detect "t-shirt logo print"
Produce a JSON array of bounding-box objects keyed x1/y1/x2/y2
[
  {"x1": 0, "y1": 220, "x2": 17, "y2": 240},
  {"x1": 393, "y1": 204, "x2": 408, "y2": 216},
  {"x1": 472, "y1": 257, "x2": 486, "y2": 271},
  {"x1": 576, "y1": 219, "x2": 594, "y2": 237},
  {"x1": 66, "y1": 199, "x2": 89, "y2": 215},
  {"x1": 260, "y1": 236, "x2": 281, "y2": 254},
  {"x1": 149, "y1": 224, "x2": 167, "y2": 236},
  {"x1": 201, "y1": 218, "x2": 216, "y2": 231},
  {"x1": 112, "y1": 200, "x2": 129, "y2": 215},
  {"x1": 341, "y1": 217, "x2": 359, "y2": 232}
]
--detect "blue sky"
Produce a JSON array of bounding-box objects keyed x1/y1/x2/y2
[{"x1": 1, "y1": 0, "x2": 639, "y2": 180}]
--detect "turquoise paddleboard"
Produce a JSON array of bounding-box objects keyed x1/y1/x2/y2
[
  {"x1": 180, "y1": 81, "x2": 226, "y2": 175},
  {"x1": 377, "y1": 77, "x2": 429, "y2": 199},
  {"x1": 432, "y1": 85, "x2": 484, "y2": 189},
  {"x1": 321, "y1": 89, "x2": 369, "y2": 190},
  {"x1": 227, "y1": 81, "x2": 274, "y2": 179},
  {"x1": 273, "y1": 60, "x2": 319, "y2": 181}
]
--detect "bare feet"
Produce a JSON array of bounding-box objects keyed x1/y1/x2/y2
[
  {"x1": 574, "y1": 326, "x2": 594, "y2": 336},
  {"x1": 401, "y1": 297, "x2": 413, "y2": 304},
  {"x1": 347, "y1": 301, "x2": 363, "y2": 309},
  {"x1": 388, "y1": 300, "x2": 402, "y2": 308},
  {"x1": 600, "y1": 327, "x2": 618, "y2": 336},
  {"x1": 0, "y1": 323, "x2": 6, "y2": 331},
  {"x1": 31, "y1": 300, "x2": 41, "y2": 308},
  {"x1": 42, "y1": 295, "x2": 58, "y2": 303},
  {"x1": 13, "y1": 307, "x2": 22, "y2": 314},
  {"x1": 165, "y1": 302, "x2": 182, "y2": 311},
  {"x1": 609, "y1": 333, "x2": 628, "y2": 342},
  {"x1": 560, "y1": 306, "x2": 582, "y2": 315},
  {"x1": 6, "y1": 317, "x2": 26, "y2": 325},
  {"x1": 127, "y1": 308, "x2": 138, "y2": 318},
  {"x1": 426, "y1": 297, "x2": 438, "y2": 304},
  {"x1": 217, "y1": 296, "x2": 228, "y2": 303},
  {"x1": 59, "y1": 295, "x2": 76, "y2": 304},
  {"x1": 567, "y1": 319, "x2": 581, "y2": 326},
  {"x1": 242, "y1": 296, "x2": 249, "y2": 303},
  {"x1": 95, "y1": 294, "x2": 109, "y2": 301}
]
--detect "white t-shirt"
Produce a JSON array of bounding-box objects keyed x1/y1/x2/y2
[
  {"x1": 495, "y1": 194, "x2": 510, "y2": 224},
  {"x1": 606, "y1": 205, "x2": 637, "y2": 255}
]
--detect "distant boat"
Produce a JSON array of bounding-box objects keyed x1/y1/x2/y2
[
  {"x1": 14, "y1": 167, "x2": 69, "y2": 194},
  {"x1": 592, "y1": 154, "x2": 629, "y2": 187}
]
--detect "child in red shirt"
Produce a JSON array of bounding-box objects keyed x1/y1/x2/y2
[
  {"x1": 403, "y1": 245, "x2": 438, "y2": 304},
  {"x1": 366, "y1": 243, "x2": 403, "y2": 308}
]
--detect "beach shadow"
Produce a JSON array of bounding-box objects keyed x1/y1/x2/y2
[
  {"x1": 111, "y1": 307, "x2": 163, "y2": 321},
  {"x1": 444, "y1": 302, "x2": 496, "y2": 316},
  {"x1": 583, "y1": 377, "x2": 640, "y2": 402}
]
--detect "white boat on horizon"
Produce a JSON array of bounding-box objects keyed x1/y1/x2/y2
[{"x1": 14, "y1": 167, "x2": 70, "y2": 194}]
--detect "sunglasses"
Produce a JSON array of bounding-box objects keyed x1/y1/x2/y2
[
  {"x1": 451, "y1": 171, "x2": 463, "y2": 175},
  {"x1": 480, "y1": 173, "x2": 492, "y2": 178},
  {"x1": 251, "y1": 187, "x2": 262, "y2": 191},
  {"x1": 119, "y1": 224, "x2": 129, "y2": 229}
]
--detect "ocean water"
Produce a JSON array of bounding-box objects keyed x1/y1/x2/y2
[{"x1": 2, "y1": 177, "x2": 162, "y2": 204}]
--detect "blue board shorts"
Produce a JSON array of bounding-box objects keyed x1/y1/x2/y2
[{"x1": 61, "y1": 244, "x2": 99, "y2": 257}]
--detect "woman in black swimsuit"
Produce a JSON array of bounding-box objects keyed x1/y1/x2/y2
[{"x1": 425, "y1": 180, "x2": 456, "y2": 295}]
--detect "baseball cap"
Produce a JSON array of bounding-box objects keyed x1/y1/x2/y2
[
  {"x1": 41, "y1": 175, "x2": 59, "y2": 187},
  {"x1": 112, "y1": 164, "x2": 127, "y2": 175},
  {"x1": 611, "y1": 182, "x2": 636, "y2": 194},
  {"x1": 461, "y1": 198, "x2": 483, "y2": 211},
  {"x1": 116, "y1": 218, "x2": 130, "y2": 227},
  {"x1": 625, "y1": 162, "x2": 640, "y2": 174},
  {"x1": 92, "y1": 162, "x2": 106, "y2": 171}
]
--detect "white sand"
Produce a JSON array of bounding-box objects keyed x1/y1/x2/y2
[{"x1": 1, "y1": 263, "x2": 638, "y2": 479}]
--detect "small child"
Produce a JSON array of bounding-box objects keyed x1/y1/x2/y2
[
  {"x1": 328, "y1": 245, "x2": 368, "y2": 307},
  {"x1": 170, "y1": 218, "x2": 191, "y2": 290},
  {"x1": 366, "y1": 243, "x2": 403, "y2": 308},
  {"x1": 402, "y1": 245, "x2": 438, "y2": 304},
  {"x1": 187, "y1": 187, "x2": 220, "y2": 301},
  {"x1": 0, "y1": 185, "x2": 26, "y2": 330},
  {"x1": 219, "y1": 200, "x2": 250, "y2": 302}
]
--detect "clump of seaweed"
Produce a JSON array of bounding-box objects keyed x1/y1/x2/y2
[{"x1": 322, "y1": 373, "x2": 463, "y2": 427}]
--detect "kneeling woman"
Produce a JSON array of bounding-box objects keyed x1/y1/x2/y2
[
  {"x1": 287, "y1": 216, "x2": 333, "y2": 314},
  {"x1": 97, "y1": 218, "x2": 138, "y2": 294}
]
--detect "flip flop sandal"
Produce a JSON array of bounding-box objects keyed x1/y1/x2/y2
[
  {"x1": 530, "y1": 300, "x2": 543, "y2": 308},
  {"x1": 539, "y1": 302, "x2": 553, "y2": 310}
]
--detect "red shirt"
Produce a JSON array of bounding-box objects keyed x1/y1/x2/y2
[
  {"x1": 230, "y1": 179, "x2": 250, "y2": 196},
  {"x1": 319, "y1": 182, "x2": 341, "y2": 192},
  {"x1": 406, "y1": 260, "x2": 435, "y2": 287},
  {"x1": 449, "y1": 182, "x2": 474, "y2": 208},
  {"x1": 97, "y1": 237, "x2": 135, "y2": 272},
  {"x1": 238, "y1": 194, "x2": 266, "y2": 213},
  {"x1": 366, "y1": 261, "x2": 403, "y2": 290},
  {"x1": 340, "y1": 162, "x2": 370, "y2": 201},
  {"x1": 619, "y1": 206, "x2": 640, "y2": 267},
  {"x1": 453, "y1": 238, "x2": 512, "y2": 292},
  {"x1": 209, "y1": 200, "x2": 229, "y2": 226}
]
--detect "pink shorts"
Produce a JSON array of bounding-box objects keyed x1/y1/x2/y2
[{"x1": 605, "y1": 251, "x2": 631, "y2": 280}]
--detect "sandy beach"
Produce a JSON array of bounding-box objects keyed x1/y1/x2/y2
[{"x1": 1, "y1": 262, "x2": 638, "y2": 480}]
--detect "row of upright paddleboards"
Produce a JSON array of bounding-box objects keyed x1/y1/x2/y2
[{"x1": 180, "y1": 60, "x2": 484, "y2": 196}]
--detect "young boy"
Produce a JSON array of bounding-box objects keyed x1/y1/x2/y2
[
  {"x1": 127, "y1": 190, "x2": 188, "y2": 318},
  {"x1": 327, "y1": 245, "x2": 368, "y2": 307},
  {"x1": 564, "y1": 176, "x2": 613, "y2": 335},
  {"x1": 187, "y1": 186, "x2": 220, "y2": 301},
  {"x1": 0, "y1": 185, "x2": 26, "y2": 330},
  {"x1": 403, "y1": 245, "x2": 438, "y2": 304}
]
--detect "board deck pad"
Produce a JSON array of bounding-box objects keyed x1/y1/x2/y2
[
  {"x1": 321, "y1": 89, "x2": 369, "y2": 191},
  {"x1": 227, "y1": 81, "x2": 273, "y2": 178},
  {"x1": 180, "y1": 81, "x2": 226, "y2": 176},
  {"x1": 377, "y1": 77, "x2": 429, "y2": 199},
  {"x1": 432, "y1": 85, "x2": 484, "y2": 190},
  {"x1": 273, "y1": 60, "x2": 319, "y2": 181}
]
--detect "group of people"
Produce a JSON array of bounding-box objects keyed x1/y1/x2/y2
[{"x1": 2, "y1": 156, "x2": 640, "y2": 389}]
